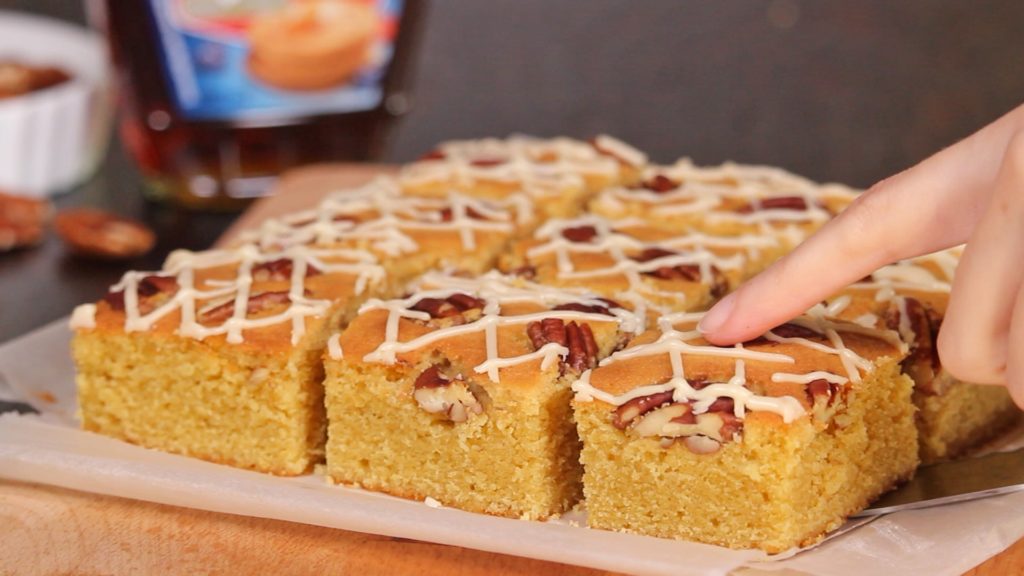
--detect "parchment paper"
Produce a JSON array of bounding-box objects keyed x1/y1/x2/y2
[{"x1": 1, "y1": 319, "x2": 1021, "y2": 576}]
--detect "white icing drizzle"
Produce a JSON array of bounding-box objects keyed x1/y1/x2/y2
[
  {"x1": 397, "y1": 135, "x2": 642, "y2": 198},
  {"x1": 572, "y1": 305, "x2": 901, "y2": 424},
  {"x1": 592, "y1": 134, "x2": 648, "y2": 167},
  {"x1": 853, "y1": 249, "x2": 958, "y2": 301},
  {"x1": 69, "y1": 304, "x2": 97, "y2": 330},
  {"x1": 356, "y1": 271, "x2": 641, "y2": 383},
  {"x1": 106, "y1": 242, "x2": 386, "y2": 346},
  {"x1": 327, "y1": 333, "x2": 344, "y2": 360},
  {"x1": 841, "y1": 247, "x2": 962, "y2": 337},
  {"x1": 98, "y1": 174, "x2": 545, "y2": 346},
  {"x1": 771, "y1": 371, "x2": 849, "y2": 385},
  {"x1": 234, "y1": 177, "x2": 533, "y2": 257}
]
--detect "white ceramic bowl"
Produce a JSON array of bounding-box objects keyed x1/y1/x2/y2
[{"x1": 0, "y1": 10, "x2": 112, "y2": 198}]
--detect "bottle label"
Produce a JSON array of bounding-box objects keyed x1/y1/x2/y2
[{"x1": 148, "y1": 0, "x2": 404, "y2": 122}]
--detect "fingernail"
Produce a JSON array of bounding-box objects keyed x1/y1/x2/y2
[{"x1": 698, "y1": 293, "x2": 737, "y2": 335}]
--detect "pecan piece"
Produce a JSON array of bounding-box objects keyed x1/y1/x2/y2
[
  {"x1": 510, "y1": 264, "x2": 536, "y2": 279},
  {"x1": 439, "y1": 206, "x2": 487, "y2": 222},
  {"x1": 252, "y1": 258, "x2": 321, "y2": 282},
  {"x1": 638, "y1": 174, "x2": 681, "y2": 193},
  {"x1": 552, "y1": 299, "x2": 620, "y2": 316},
  {"x1": 469, "y1": 157, "x2": 506, "y2": 167},
  {"x1": 885, "y1": 297, "x2": 940, "y2": 390},
  {"x1": 565, "y1": 321, "x2": 598, "y2": 373},
  {"x1": 683, "y1": 435, "x2": 722, "y2": 455},
  {"x1": 769, "y1": 323, "x2": 821, "y2": 340},
  {"x1": 410, "y1": 292, "x2": 485, "y2": 320},
  {"x1": 54, "y1": 209, "x2": 155, "y2": 260},
  {"x1": 104, "y1": 274, "x2": 179, "y2": 312},
  {"x1": 419, "y1": 149, "x2": 446, "y2": 161},
  {"x1": 633, "y1": 249, "x2": 729, "y2": 297},
  {"x1": 611, "y1": 391, "x2": 675, "y2": 429},
  {"x1": 806, "y1": 379, "x2": 841, "y2": 405},
  {"x1": 412, "y1": 365, "x2": 483, "y2": 423},
  {"x1": 632, "y1": 403, "x2": 692, "y2": 437},
  {"x1": 410, "y1": 297, "x2": 459, "y2": 319},
  {"x1": 446, "y1": 292, "x2": 485, "y2": 312},
  {"x1": 0, "y1": 191, "x2": 50, "y2": 251},
  {"x1": 200, "y1": 291, "x2": 292, "y2": 323},
  {"x1": 414, "y1": 365, "x2": 450, "y2": 389},
  {"x1": 737, "y1": 196, "x2": 810, "y2": 213},
  {"x1": 706, "y1": 397, "x2": 735, "y2": 414},
  {"x1": 631, "y1": 247, "x2": 677, "y2": 263},
  {"x1": 715, "y1": 411, "x2": 743, "y2": 442},
  {"x1": 561, "y1": 225, "x2": 598, "y2": 243}
]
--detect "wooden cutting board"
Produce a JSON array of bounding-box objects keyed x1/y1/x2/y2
[{"x1": 1, "y1": 163, "x2": 1020, "y2": 575}]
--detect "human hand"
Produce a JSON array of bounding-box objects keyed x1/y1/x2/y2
[{"x1": 697, "y1": 103, "x2": 1024, "y2": 406}]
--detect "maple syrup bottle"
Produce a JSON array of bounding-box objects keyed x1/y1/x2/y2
[{"x1": 96, "y1": 0, "x2": 424, "y2": 211}]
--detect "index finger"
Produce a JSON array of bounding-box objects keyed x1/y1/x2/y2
[{"x1": 697, "y1": 104, "x2": 1024, "y2": 345}]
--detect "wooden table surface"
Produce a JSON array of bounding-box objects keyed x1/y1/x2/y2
[{"x1": 2, "y1": 164, "x2": 1021, "y2": 576}]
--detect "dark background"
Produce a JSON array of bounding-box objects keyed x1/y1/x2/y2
[{"x1": 2, "y1": 0, "x2": 1023, "y2": 342}]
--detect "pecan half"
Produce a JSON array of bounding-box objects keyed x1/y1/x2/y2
[
  {"x1": 527, "y1": 318, "x2": 568, "y2": 349},
  {"x1": 737, "y1": 196, "x2": 810, "y2": 213},
  {"x1": 200, "y1": 291, "x2": 292, "y2": 323},
  {"x1": 561, "y1": 225, "x2": 598, "y2": 243},
  {"x1": 622, "y1": 394, "x2": 743, "y2": 452},
  {"x1": 252, "y1": 258, "x2": 321, "y2": 282},
  {"x1": 611, "y1": 391, "x2": 675, "y2": 429},
  {"x1": 412, "y1": 365, "x2": 483, "y2": 423},
  {"x1": 54, "y1": 209, "x2": 155, "y2": 260},
  {"x1": 565, "y1": 321, "x2": 599, "y2": 373},
  {"x1": 527, "y1": 318, "x2": 597, "y2": 374}
]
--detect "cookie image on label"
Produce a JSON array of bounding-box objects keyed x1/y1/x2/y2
[{"x1": 247, "y1": 0, "x2": 379, "y2": 91}]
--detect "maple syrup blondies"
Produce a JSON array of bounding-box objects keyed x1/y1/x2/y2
[
  {"x1": 322, "y1": 272, "x2": 641, "y2": 519},
  {"x1": 235, "y1": 178, "x2": 537, "y2": 283},
  {"x1": 72, "y1": 244, "x2": 387, "y2": 475},
  {"x1": 399, "y1": 135, "x2": 647, "y2": 218},
  {"x1": 572, "y1": 308, "x2": 917, "y2": 552},
  {"x1": 70, "y1": 177, "x2": 541, "y2": 475},
  {"x1": 500, "y1": 215, "x2": 785, "y2": 316},
  {"x1": 827, "y1": 248, "x2": 1019, "y2": 463},
  {"x1": 589, "y1": 159, "x2": 857, "y2": 244}
]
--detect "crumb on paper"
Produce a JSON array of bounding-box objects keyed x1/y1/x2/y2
[
  {"x1": 34, "y1": 391, "x2": 56, "y2": 404},
  {"x1": 424, "y1": 496, "x2": 442, "y2": 508}
]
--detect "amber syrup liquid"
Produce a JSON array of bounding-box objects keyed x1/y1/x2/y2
[{"x1": 100, "y1": 0, "x2": 424, "y2": 211}]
